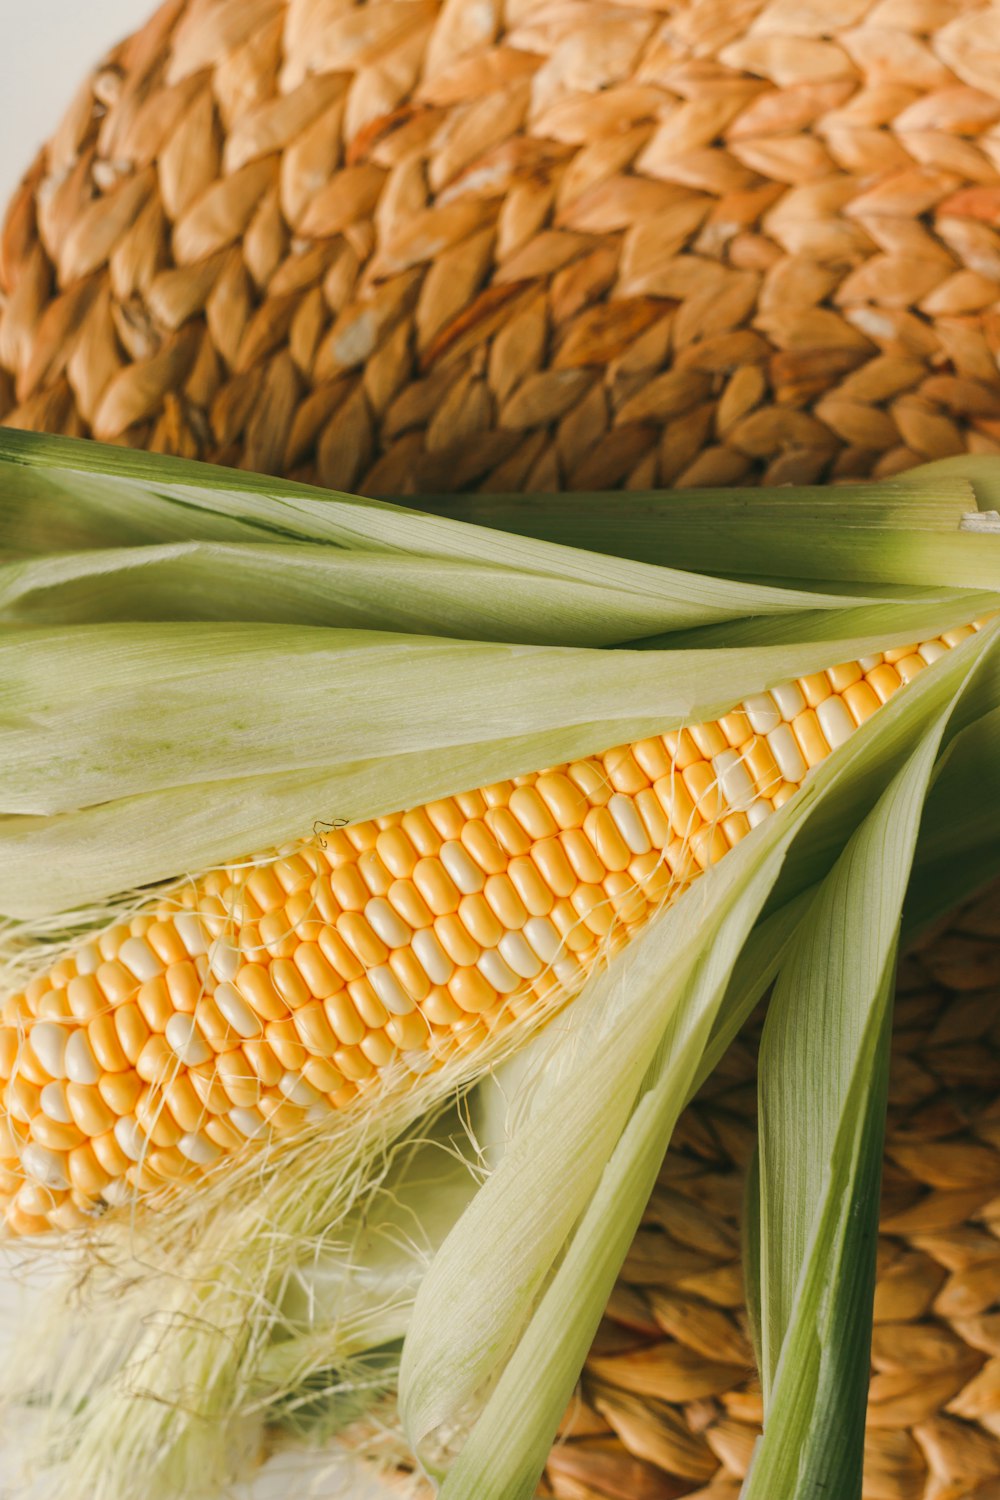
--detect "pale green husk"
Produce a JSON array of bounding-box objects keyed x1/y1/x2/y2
[{"x1": 1, "y1": 430, "x2": 999, "y2": 1500}]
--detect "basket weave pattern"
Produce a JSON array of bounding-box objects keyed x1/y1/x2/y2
[
  {"x1": 535, "y1": 889, "x2": 1000, "y2": 1500},
  {"x1": 4, "y1": 0, "x2": 1000, "y2": 491}
]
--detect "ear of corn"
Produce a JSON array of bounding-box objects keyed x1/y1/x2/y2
[{"x1": 1, "y1": 431, "x2": 1000, "y2": 1500}]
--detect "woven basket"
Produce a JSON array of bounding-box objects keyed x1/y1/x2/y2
[
  {"x1": 2, "y1": 3, "x2": 1000, "y2": 1498},
  {"x1": 5, "y1": 0, "x2": 1000, "y2": 492}
]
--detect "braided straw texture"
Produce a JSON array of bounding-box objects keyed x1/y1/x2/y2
[{"x1": 5, "y1": 0, "x2": 1000, "y2": 490}]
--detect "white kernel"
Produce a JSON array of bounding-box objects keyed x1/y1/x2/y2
[
  {"x1": 30, "y1": 1022, "x2": 69, "y2": 1079},
  {"x1": 40, "y1": 1082, "x2": 71, "y2": 1124},
  {"x1": 165, "y1": 1012, "x2": 212, "y2": 1067},
  {"x1": 440, "y1": 842, "x2": 485, "y2": 894},
  {"x1": 524, "y1": 917, "x2": 561, "y2": 965},
  {"x1": 608, "y1": 794, "x2": 651, "y2": 855},
  {"x1": 229, "y1": 1107, "x2": 267, "y2": 1139},
  {"x1": 21, "y1": 1144, "x2": 68, "y2": 1191},
  {"x1": 858, "y1": 654, "x2": 883, "y2": 672},
  {"x1": 113, "y1": 1116, "x2": 146, "y2": 1163},
  {"x1": 174, "y1": 912, "x2": 209, "y2": 956},
  {"x1": 101, "y1": 1179, "x2": 133, "y2": 1206},
  {"x1": 498, "y1": 931, "x2": 542, "y2": 980},
  {"x1": 207, "y1": 939, "x2": 240, "y2": 984},
  {"x1": 713, "y1": 751, "x2": 755, "y2": 812},
  {"x1": 118, "y1": 937, "x2": 163, "y2": 983},
  {"x1": 178, "y1": 1131, "x2": 221, "y2": 1166},
  {"x1": 743, "y1": 692, "x2": 781, "y2": 735},
  {"x1": 368, "y1": 965, "x2": 415, "y2": 1015},
  {"x1": 747, "y1": 801, "x2": 772, "y2": 828},
  {"x1": 365, "y1": 897, "x2": 411, "y2": 948},
  {"x1": 918, "y1": 640, "x2": 947, "y2": 664},
  {"x1": 771, "y1": 680, "x2": 805, "y2": 722},
  {"x1": 278, "y1": 1071, "x2": 321, "y2": 1107},
  {"x1": 766, "y1": 724, "x2": 807, "y2": 784},
  {"x1": 817, "y1": 695, "x2": 854, "y2": 750},
  {"x1": 477, "y1": 950, "x2": 519, "y2": 995},
  {"x1": 75, "y1": 944, "x2": 100, "y2": 976},
  {"x1": 64, "y1": 1030, "x2": 100, "y2": 1085},
  {"x1": 214, "y1": 982, "x2": 263, "y2": 1039},
  {"x1": 412, "y1": 930, "x2": 453, "y2": 985}
]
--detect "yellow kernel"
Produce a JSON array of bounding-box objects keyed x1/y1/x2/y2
[
  {"x1": 717, "y1": 711, "x2": 753, "y2": 749},
  {"x1": 163, "y1": 1076, "x2": 205, "y2": 1134},
  {"x1": 245, "y1": 867, "x2": 286, "y2": 913},
  {"x1": 65, "y1": 1083, "x2": 116, "y2": 1138},
  {"x1": 136, "y1": 1034, "x2": 175, "y2": 1084},
  {"x1": 507, "y1": 857, "x2": 554, "y2": 915},
  {"x1": 742, "y1": 736, "x2": 782, "y2": 798},
  {"x1": 458, "y1": 893, "x2": 503, "y2": 949},
  {"x1": 482, "y1": 873, "x2": 528, "y2": 930},
  {"x1": 335, "y1": 1047, "x2": 376, "y2": 1082},
  {"x1": 630, "y1": 852, "x2": 672, "y2": 904},
  {"x1": 347, "y1": 978, "x2": 388, "y2": 1029},
  {"x1": 688, "y1": 722, "x2": 728, "y2": 761},
  {"x1": 258, "y1": 910, "x2": 298, "y2": 958},
  {"x1": 602, "y1": 746, "x2": 649, "y2": 794},
  {"x1": 344, "y1": 821, "x2": 379, "y2": 852},
  {"x1": 485, "y1": 806, "x2": 532, "y2": 857},
  {"x1": 559, "y1": 828, "x2": 605, "y2": 885},
  {"x1": 844, "y1": 680, "x2": 881, "y2": 725},
  {"x1": 412, "y1": 859, "x2": 461, "y2": 917},
  {"x1": 0, "y1": 1030, "x2": 16, "y2": 1079},
  {"x1": 243, "y1": 1038, "x2": 283, "y2": 1087},
  {"x1": 456, "y1": 788, "x2": 488, "y2": 819},
  {"x1": 652, "y1": 773, "x2": 698, "y2": 838},
  {"x1": 883, "y1": 645, "x2": 917, "y2": 664},
  {"x1": 866, "y1": 662, "x2": 902, "y2": 704},
  {"x1": 386, "y1": 1010, "x2": 430, "y2": 1051},
  {"x1": 204, "y1": 1116, "x2": 247, "y2": 1152},
  {"x1": 12, "y1": 1042, "x2": 47, "y2": 1087},
  {"x1": 535, "y1": 773, "x2": 588, "y2": 829},
  {"x1": 722, "y1": 813, "x2": 751, "y2": 849},
  {"x1": 583, "y1": 806, "x2": 630, "y2": 873},
  {"x1": 135, "y1": 1090, "x2": 183, "y2": 1148},
  {"x1": 234, "y1": 964, "x2": 288, "y2": 1021},
  {"x1": 96, "y1": 961, "x2": 138, "y2": 1007},
  {"x1": 550, "y1": 897, "x2": 594, "y2": 952},
  {"x1": 424, "y1": 799, "x2": 463, "y2": 839},
  {"x1": 302, "y1": 1057, "x2": 344, "y2": 1094},
  {"x1": 214, "y1": 1050, "x2": 262, "y2": 1107},
  {"x1": 97, "y1": 925, "x2": 130, "y2": 962},
  {"x1": 663, "y1": 729, "x2": 700, "y2": 769},
  {"x1": 284, "y1": 889, "x2": 322, "y2": 941},
  {"x1": 570, "y1": 883, "x2": 614, "y2": 937},
  {"x1": 29, "y1": 1113, "x2": 84, "y2": 1152},
  {"x1": 682, "y1": 761, "x2": 723, "y2": 821},
  {"x1": 508, "y1": 786, "x2": 557, "y2": 840},
  {"x1": 376, "y1": 827, "x2": 418, "y2": 879},
  {"x1": 690, "y1": 825, "x2": 729, "y2": 870},
  {"x1": 92, "y1": 1129, "x2": 131, "y2": 1178},
  {"x1": 942, "y1": 625, "x2": 973, "y2": 648},
  {"x1": 317, "y1": 926, "x2": 365, "y2": 981},
  {"x1": 329, "y1": 865, "x2": 369, "y2": 914},
  {"x1": 386, "y1": 879, "x2": 434, "y2": 931},
  {"x1": 265, "y1": 1020, "x2": 308, "y2": 1072},
  {"x1": 189, "y1": 1068, "x2": 230, "y2": 1114},
  {"x1": 895, "y1": 654, "x2": 926, "y2": 684},
  {"x1": 360, "y1": 1030, "x2": 395, "y2": 1067},
  {"x1": 632, "y1": 738, "x2": 673, "y2": 780},
  {"x1": 68, "y1": 1142, "x2": 111, "y2": 1196},
  {"x1": 635, "y1": 787, "x2": 670, "y2": 849},
  {"x1": 194, "y1": 995, "x2": 237, "y2": 1052},
  {"x1": 460, "y1": 819, "x2": 507, "y2": 874},
  {"x1": 270, "y1": 958, "x2": 313, "y2": 1010},
  {"x1": 293, "y1": 1002, "x2": 339, "y2": 1056},
  {"x1": 566, "y1": 759, "x2": 611, "y2": 805},
  {"x1": 827, "y1": 660, "x2": 863, "y2": 692},
  {"x1": 601, "y1": 874, "x2": 647, "y2": 925},
  {"x1": 146, "y1": 921, "x2": 188, "y2": 966},
  {"x1": 357, "y1": 850, "x2": 392, "y2": 897},
  {"x1": 312, "y1": 875, "x2": 341, "y2": 925},
  {"x1": 435, "y1": 913, "x2": 481, "y2": 968},
  {"x1": 448, "y1": 967, "x2": 497, "y2": 1014},
  {"x1": 401, "y1": 808, "x2": 441, "y2": 857},
  {"x1": 388, "y1": 948, "x2": 432, "y2": 1003},
  {"x1": 481, "y1": 781, "x2": 513, "y2": 808},
  {"x1": 98, "y1": 1071, "x2": 142, "y2": 1117},
  {"x1": 772, "y1": 782, "x2": 798, "y2": 809},
  {"x1": 324, "y1": 992, "x2": 366, "y2": 1047},
  {"x1": 799, "y1": 673, "x2": 831, "y2": 709},
  {"x1": 165, "y1": 960, "x2": 203, "y2": 1014},
  {"x1": 791, "y1": 709, "x2": 829, "y2": 769},
  {"x1": 530, "y1": 837, "x2": 576, "y2": 897},
  {"x1": 293, "y1": 943, "x2": 343, "y2": 1000}
]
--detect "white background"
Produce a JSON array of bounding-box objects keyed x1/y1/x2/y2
[
  {"x1": 0, "y1": 0, "x2": 144, "y2": 206},
  {"x1": 0, "y1": 6, "x2": 387, "y2": 1497}
]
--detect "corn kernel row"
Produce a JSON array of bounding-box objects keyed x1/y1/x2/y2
[{"x1": 0, "y1": 621, "x2": 983, "y2": 1235}]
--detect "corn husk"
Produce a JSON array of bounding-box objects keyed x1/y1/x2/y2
[{"x1": 1, "y1": 430, "x2": 999, "y2": 1500}]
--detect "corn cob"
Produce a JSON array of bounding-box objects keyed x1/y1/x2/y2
[{"x1": 0, "y1": 623, "x2": 984, "y2": 1237}]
